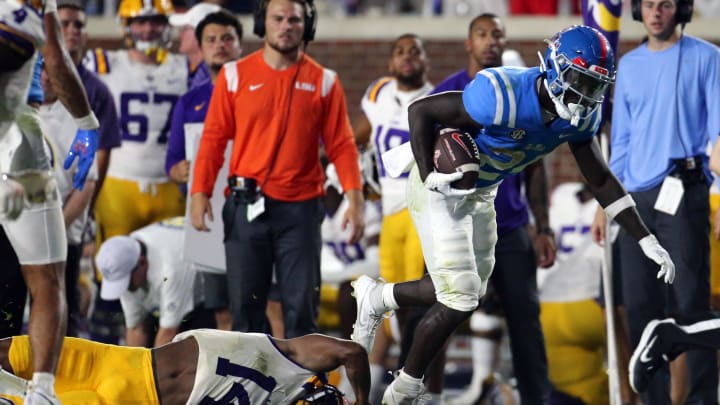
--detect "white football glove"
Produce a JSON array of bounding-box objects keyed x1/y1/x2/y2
[
  {"x1": 424, "y1": 171, "x2": 476, "y2": 197},
  {"x1": 638, "y1": 234, "x2": 675, "y2": 284},
  {"x1": 0, "y1": 175, "x2": 25, "y2": 221}
]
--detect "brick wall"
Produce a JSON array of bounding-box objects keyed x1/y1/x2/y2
[{"x1": 89, "y1": 38, "x2": 648, "y2": 188}]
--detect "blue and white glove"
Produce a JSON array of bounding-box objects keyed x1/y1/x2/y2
[
  {"x1": 63, "y1": 128, "x2": 98, "y2": 190},
  {"x1": 638, "y1": 234, "x2": 675, "y2": 284},
  {"x1": 424, "y1": 171, "x2": 475, "y2": 197}
]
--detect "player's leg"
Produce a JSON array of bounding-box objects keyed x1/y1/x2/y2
[
  {"x1": 660, "y1": 182, "x2": 716, "y2": 404},
  {"x1": 382, "y1": 169, "x2": 497, "y2": 404},
  {"x1": 272, "y1": 197, "x2": 324, "y2": 338}
]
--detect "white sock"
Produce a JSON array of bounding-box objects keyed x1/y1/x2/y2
[
  {"x1": 381, "y1": 283, "x2": 399, "y2": 310},
  {"x1": 468, "y1": 336, "x2": 496, "y2": 388},
  {"x1": 30, "y1": 372, "x2": 55, "y2": 395},
  {"x1": 394, "y1": 369, "x2": 423, "y2": 394},
  {"x1": 0, "y1": 367, "x2": 28, "y2": 396}
]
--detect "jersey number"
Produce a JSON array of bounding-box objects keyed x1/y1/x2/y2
[
  {"x1": 326, "y1": 240, "x2": 365, "y2": 264},
  {"x1": 199, "y1": 357, "x2": 277, "y2": 405},
  {"x1": 374, "y1": 125, "x2": 409, "y2": 178},
  {"x1": 120, "y1": 92, "x2": 178, "y2": 144}
]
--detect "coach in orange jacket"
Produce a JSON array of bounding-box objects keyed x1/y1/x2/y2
[{"x1": 190, "y1": 0, "x2": 363, "y2": 338}]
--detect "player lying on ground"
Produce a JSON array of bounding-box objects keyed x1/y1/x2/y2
[{"x1": 0, "y1": 329, "x2": 370, "y2": 404}]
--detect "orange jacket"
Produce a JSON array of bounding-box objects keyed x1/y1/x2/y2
[{"x1": 191, "y1": 51, "x2": 361, "y2": 201}]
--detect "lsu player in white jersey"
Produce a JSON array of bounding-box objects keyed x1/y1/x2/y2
[
  {"x1": 0, "y1": 329, "x2": 372, "y2": 404},
  {"x1": 83, "y1": 0, "x2": 188, "y2": 246},
  {"x1": 538, "y1": 183, "x2": 608, "y2": 405},
  {"x1": 0, "y1": 0, "x2": 99, "y2": 403},
  {"x1": 353, "y1": 33, "x2": 432, "y2": 400}
]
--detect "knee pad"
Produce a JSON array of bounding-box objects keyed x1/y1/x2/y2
[{"x1": 435, "y1": 270, "x2": 485, "y2": 312}]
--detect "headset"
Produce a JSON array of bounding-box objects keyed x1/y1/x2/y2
[
  {"x1": 631, "y1": 0, "x2": 693, "y2": 24},
  {"x1": 253, "y1": 0, "x2": 317, "y2": 41}
]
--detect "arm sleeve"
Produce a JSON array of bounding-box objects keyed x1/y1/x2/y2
[
  {"x1": 120, "y1": 294, "x2": 147, "y2": 329},
  {"x1": 608, "y1": 69, "x2": 631, "y2": 182},
  {"x1": 191, "y1": 65, "x2": 235, "y2": 196},
  {"x1": 166, "y1": 95, "x2": 187, "y2": 175},
  {"x1": 322, "y1": 76, "x2": 362, "y2": 192},
  {"x1": 703, "y1": 47, "x2": 720, "y2": 146}
]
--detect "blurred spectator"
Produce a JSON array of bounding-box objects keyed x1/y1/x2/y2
[
  {"x1": 95, "y1": 218, "x2": 197, "y2": 347},
  {"x1": 168, "y1": 2, "x2": 221, "y2": 88},
  {"x1": 39, "y1": 65, "x2": 99, "y2": 338},
  {"x1": 190, "y1": 0, "x2": 363, "y2": 338},
  {"x1": 166, "y1": 9, "x2": 243, "y2": 330}
]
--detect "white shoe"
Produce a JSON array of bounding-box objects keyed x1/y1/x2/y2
[
  {"x1": 23, "y1": 385, "x2": 60, "y2": 405},
  {"x1": 350, "y1": 275, "x2": 391, "y2": 352},
  {"x1": 382, "y1": 378, "x2": 430, "y2": 405}
]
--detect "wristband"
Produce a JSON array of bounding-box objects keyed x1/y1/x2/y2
[
  {"x1": 604, "y1": 194, "x2": 636, "y2": 220},
  {"x1": 44, "y1": 0, "x2": 57, "y2": 14},
  {"x1": 74, "y1": 112, "x2": 99, "y2": 130},
  {"x1": 537, "y1": 227, "x2": 555, "y2": 237}
]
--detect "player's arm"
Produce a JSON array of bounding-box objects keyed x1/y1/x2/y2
[
  {"x1": 407, "y1": 91, "x2": 480, "y2": 181},
  {"x1": 41, "y1": 7, "x2": 93, "y2": 121},
  {"x1": 570, "y1": 138, "x2": 647, "y2": 240},
  {"x1": 284, "y1": 334, "x2": 370, "y2": 405},
  {"x1": 524, "y1": 159, "x2": 556, "y2": 267},
  {"x1": 353, "y1": 112, "x2": 372, "y2": 148},
  {"x1": 570, "y1": 137, "x2": 675, "y2": 283},
  {"x1": 63, "y1": 179, "x2": 95, "y2": 227}
]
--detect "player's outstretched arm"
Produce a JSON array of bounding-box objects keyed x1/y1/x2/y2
[
  {"x1": 407, "y1": 91, "x2": 479, "y2": 181},
  {"x1": 282, "y1": 334, "x2": 370, "y2": 405},
  {"x1": 570, "y1": 138, "x2": 675, "y2": 283},
  {"x1": 41, "y1": 5, "x2": 93, "y2": 121}
]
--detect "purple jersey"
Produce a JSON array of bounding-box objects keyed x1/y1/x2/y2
[
  {"x1": 77, "y1": 63, "x2": 121, "y2": 151},
  {"x1": 166, "y1": 81, "x2": 213, "y2": 195},
  {"x1": 432, "y1": 69, "x2": 529, "y2": 236},
  {"x1": 189, "y1": 61, "x2": 210, "y2": 90}
]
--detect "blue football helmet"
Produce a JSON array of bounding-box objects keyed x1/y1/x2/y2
[{"x1": 539, "y1": 25, "x2": 615, "y2": 126}]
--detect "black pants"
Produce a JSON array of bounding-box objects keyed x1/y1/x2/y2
[
  {"x1": 65, "y1": 244, "x2": 83, "y2": 337},
  {"x1": 0, "y1": 227, "x2": 25, "y2": 337},
  {"x1": 618, "y1": 182, "x2": 716, "y2": 404},
  {"x1": 223, "y1": 195, "x2": 323, "y2": 338},
  {"x1": 486, "y1": 226, "x2": 549, "y2": 404}
]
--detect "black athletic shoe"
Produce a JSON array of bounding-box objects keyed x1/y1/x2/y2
[{"x1": 628, "y1": 318, "x2": 678, "y2": 393}]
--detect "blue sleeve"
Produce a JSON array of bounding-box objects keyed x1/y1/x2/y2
[
  {"x1": 26, "y1": 55, "x2": 43, "y2": 104},
  {"x1": 461, "y1": 73, "x2": 495, "y2": 127},
  {"x1": 609, "y1": 66, "x2": 631, "y2": 182},
  {"x1": 702, "y1": 46, "x2": 720, "y2": 146},
  {"x1": 165, "y1": 95, "x2": 187, "y2": 176}
]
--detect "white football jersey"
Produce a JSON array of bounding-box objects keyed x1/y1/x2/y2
[
  {"x1": 174, "y1": 329, "x2": 317, "y2": 405},
  {"x1": 322, "y1": 198, "x2": 381, "y2": 265},
  {"x1": 0, "y1": 0, "x2": 45, "y2": 48},
  {"x1": 361, "y1": 78, "x2": 433, "y2": 215},
  {"x1": 120, "y1": 217, "x2": 195, "y2": 328},
  {"x1": 538, "y1": 183, "x2": 603, "y2": 302},
  {"x1": 83, "y1": 49, "x2": 188, "y2": 181},
  {"x1": 38, "y1": 100, "x2": 98, "y2": 245}
]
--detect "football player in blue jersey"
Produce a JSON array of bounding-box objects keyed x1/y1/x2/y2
[{"x1": 350, "y1": 25, "x2": 677, "y2": 405}]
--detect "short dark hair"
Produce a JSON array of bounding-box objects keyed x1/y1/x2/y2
[
  {"x1": 390, "y1": 33, "x2": 422, "y2": 54},
  {"x1": 467, "y1": 13, "x2": 501, "y2": 36},
  {"x1": 195, "y1": 10, "x2": 243, "y2": 45}
]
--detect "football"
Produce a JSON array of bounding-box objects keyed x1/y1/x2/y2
[{"x1": 433, "y1": 128, "x2": 481, "y2": 190}]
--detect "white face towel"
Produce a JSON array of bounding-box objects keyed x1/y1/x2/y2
[{"x1": 381, "y1": 142, "x2": 415, "y2": 179}]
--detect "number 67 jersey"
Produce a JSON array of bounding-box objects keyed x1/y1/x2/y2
[{"x1": 84, "y1": 49, "x2": 188, "y2": 180}]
